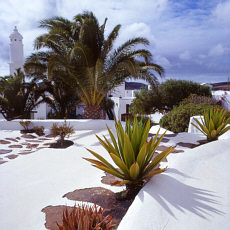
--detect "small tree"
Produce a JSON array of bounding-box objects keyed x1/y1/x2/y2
[
  {"x1": 130, "y1": 87, "x2": 162, "y2": 114},
  {"x1": 0, "y1": 69, "x2": 46, "y2": 120},
  {"x1": 130, "y1": 80, "x2": 212, "y2": 115},
  {"x1": 160, "y1": 80, "x2": 212, "y2": 110},
  {"x1": 51, "y1": 120, "x2": 74, "y2": 146}
]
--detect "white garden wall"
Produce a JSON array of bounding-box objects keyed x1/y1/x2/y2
[{"x1": 0, "y1": 119, "x2": 119, "y2": 131}]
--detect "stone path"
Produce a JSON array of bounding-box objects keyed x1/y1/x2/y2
[{"x1": 0, "y1": 133, "x2": 55, "y2": 165}]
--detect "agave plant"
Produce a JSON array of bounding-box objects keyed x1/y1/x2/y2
[
  {"x1": 19, "y1": 120, "x2": 32, "y2": 131},
  {"x1": 84, "y1": 117, "x2": 175, "y2": 199},
  {"x1": 192, "y1": 107, "x2": 230, "y2": 141},
  {"x1": 51, "y1": 120, "x2": 75, "y2": 146},
  {"x1": 57, "y1": 204, "x2": 114, "y2": 230}
]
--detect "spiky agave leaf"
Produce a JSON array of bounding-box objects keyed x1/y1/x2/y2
[
  {"x1": 192, "y1": 107, "x2": 230, "y2": 141},
  {"x1": 85, "y1": 116, "x2": 175, "y2": 186}
]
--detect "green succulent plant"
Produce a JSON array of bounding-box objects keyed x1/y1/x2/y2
[
  {"x1": 84, "y1": 116, "x2": 175, "y2": 199},
  {"x1": 192, "y1": 107, "x2": 230, "y2": 141},
  {"x1": 19, "y1": 120, "x2": 32, "y2": 131}
]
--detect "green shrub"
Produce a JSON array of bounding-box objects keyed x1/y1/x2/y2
[
  {"x1": 159, "y1": 103, "x2": 213, "y2": 133},
  {"x1": 34, "y1": 126, "x2": 44, "y2": 136},
  {"x1": 130, "y1": 88, "x2": 162, "y2": 114},
  {"x1": 130, "y1": 80, "x2": 212, "y2": 115},
  {"x1": 160, "y1": 80, "x2": 212, "y2": 110},
  {"x1": 51, "y1": 120, "x2": 74, "y2": 145},
  {"x1": 128, "y1": 115, "x2": 156, "y2": 127},
  {"x1": 180, "y1": 94, "x2": 217, "y2": 106},
  {"x1": 19, "y1": 120, "x2": 31, "y2": 131}
]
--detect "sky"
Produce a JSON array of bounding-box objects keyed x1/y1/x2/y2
[{"x1": 0, "y1": 0, "x2": 229, "y2": 83}]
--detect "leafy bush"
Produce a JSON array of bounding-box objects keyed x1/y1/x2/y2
[
  {"x1": 19, "y1": 120, "x2": 32, "y2": 131},
  {"x1": 34, "y1": 126, "x2": 44, "y2": 136},
  {"x1": 159, "y1": 103, "x2": 213, "y2": 133},
  {"x1": 85, "y1": 116, "x2": 175, "y2": 199},
  {"x1": 51, "y1": 120, "x2": 74, "y2": 145},
  {"x1": 130, "y1": 88, "x2": 162, "y2": 114},
  {"x1": 160, "y1": 80, "x2": 212, "y2": 110},
  {"x1": 130, "y1": 80, "x2": 212, "y2": 115},
  {"x1": 192, "y1": 107, "x2": 230, "y2": 141},
  {"x1": 180, "y1": 94, "x2": 217, "y2": 106},
  {"x1": 57, "y1": 204, "x2": 114, "y2": 230},
  {"x1": 128, "y1": 115, "x2": 156, "y2": 127}
]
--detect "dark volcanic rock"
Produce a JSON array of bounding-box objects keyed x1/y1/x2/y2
[
  {"x1": 176, "y1": 142, "x2": 200, "y2": 148},
  {"x1": 5, "y1": 154, "x2": 18, "y2": 159},
  {"x1": 5, "y1": 138, "x2": 18, "y2": 142},
  {"x1": 21, "y1": 134, "x2": 37, "y2": 139},
  {"x1": 0, "y1": 149, "x2": 13, "y2": 154},
  {"x1": 0, "y1": 140, "x2": 11, "y2": 144},
  {"x1": 8, "y1": 145, "x2": 23, "y2": 148},
  {"x1": 0, "y1": 160, "x2": 7, "y2": 164}
]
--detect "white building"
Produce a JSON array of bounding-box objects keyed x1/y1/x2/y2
[
  {"x1": 109, "y1": 82, "x2": 147, "y2": 120},
  {"x1": 9, "y1": 26, "x2": 24, "y2": 75}
]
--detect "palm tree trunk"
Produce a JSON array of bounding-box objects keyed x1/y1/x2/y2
[
  {"x1": 83, "y1": 105, "x2": 102, "y2": 119},
  {"x1": 125, "y1": 181, "x2": 144, "y2": 200}
]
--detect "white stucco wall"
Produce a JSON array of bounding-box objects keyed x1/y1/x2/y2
[
  {"x1": 109, "y1": 83, "x2": 125, "y2": 97},
  {"x1": 111, "y1": 97, "x2": 133, "y2": 120},
  {"x1": 118, "y1": 139, "x2": 230, "y2": 230},
  {"x1": 34, "y1": 103, "x2": 47, "y2": 119},
  {"x1": 0, "y1": 119, "x2": 122, "y2": 131}
]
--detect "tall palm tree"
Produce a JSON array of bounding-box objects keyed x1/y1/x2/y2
[
  {"x1": 24, "y1": 52, "x2": 80, "y2": 118},
  {"x1": 0, "y1": 69, "x2": 46, "y2": 120},
  {"x1": 26, "y1": 11, "x2": 164, "y2": 119}
]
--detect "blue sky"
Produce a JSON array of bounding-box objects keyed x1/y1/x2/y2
[{"x1": 0, "y1": 0, "x2": 229, "y2": 83}]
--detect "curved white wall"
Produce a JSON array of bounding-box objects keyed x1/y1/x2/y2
[{"x1": 0, "y1": 119, "x2": 119, "y2": 131}]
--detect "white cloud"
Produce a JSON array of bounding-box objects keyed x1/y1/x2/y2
[
  {"x1": 213, "y1": 0, "x2": 230, "y2": 25},
  {"x1": 0, "y1": 0, "x2": 229, "y2": 82},
  {"x1": 179, "y1": 50, "x2": 191, "y2": 60},
  {"x1": 209, "y1": 44, "x2": 225, "y2": 57},
  {"x1": 118, "y1": 22, "x2": 156, "y2": 47},
  {"x1": 155, "y1": 55, "x2": 171, "y2": 68}
]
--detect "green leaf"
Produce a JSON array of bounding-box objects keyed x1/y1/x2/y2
[
  {"x1": 140, "y1": 118, "x2": 150, "y2": 147},
  {"x1": 106, "y1": 125, "x2": 120, "y2": 155},
  {"x1": 109, "y1": 152, "x2": 130, "y2": 175},
  {"x1": 136, "y1": 143, "x2": 147, "y2": 171},
  {"x1": 86, "y1": 148, "x2": 118, "y2": 171},
  {"x1": 143, "y1": 168, "x2": 166, "y2": 180},
  {"x1": 144, "y1": 146, "x2": 175, "y2": 175},
  {"x1": 123, "y1": 133, "x2": 135, "y2": 167},
  {"x1": 129, "y1": 162, "x2": 140, "y2": 180},
  {"x1": 93, "y1": 165, "x2": 124, "y2": 179}
]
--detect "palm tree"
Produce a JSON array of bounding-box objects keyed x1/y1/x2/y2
[
  {"x1": 0, "y1": 69, "x2": 46, "y2": 120},
  {"x1": 24, "y1": 52, "x2": 80, "y2": 118},
  {"x1": 26, "y1": 11, "x2": 164, "y2": 119}
]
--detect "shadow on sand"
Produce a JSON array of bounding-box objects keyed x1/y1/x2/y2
[{"x1": 139, "y1": 169, "x2": 224, "y2": 220}]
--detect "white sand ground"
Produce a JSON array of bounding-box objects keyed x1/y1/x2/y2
[
  {"x1": 0, "y1": 128, "x2": 124, "y2": 230},
  {"x1": 118, "y1": 139, "x2": 230, "y2": 230},
  {"x1": 0, "y1": 122, "x2": 229, "y2": 230}
]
